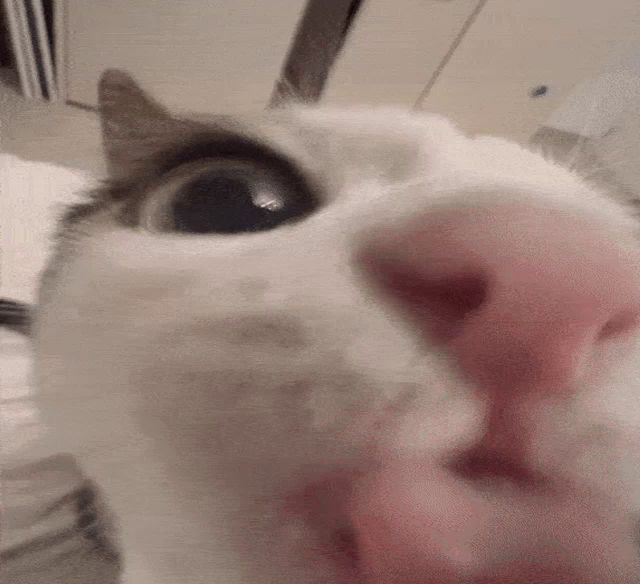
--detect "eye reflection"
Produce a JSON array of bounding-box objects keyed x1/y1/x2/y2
[{"x1": 253, "y1": 188, "x2": 284, "y2": 211}]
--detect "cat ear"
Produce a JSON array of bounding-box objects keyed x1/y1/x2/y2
[{"x1": 98, "y1": 69, "x2": 187, "y2": 176}]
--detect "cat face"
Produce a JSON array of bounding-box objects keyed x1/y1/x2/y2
[{"x1": 33, "y1": 70, "x2": 640, "y2": 583}]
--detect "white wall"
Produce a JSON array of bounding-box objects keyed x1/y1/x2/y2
[{"x1": 60, "y1": 0, "x2": 306, "y2": 113}]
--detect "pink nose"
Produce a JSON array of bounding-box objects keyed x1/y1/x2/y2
[
  {"x1": 360, "y1": 202, "x2": 640, "y2": 398},
  {"x1": 351, "y1": 201, "x2": 640, "y2": 583}
]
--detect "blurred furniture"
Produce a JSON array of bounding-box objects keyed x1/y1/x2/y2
[{"x1": 2, "y1": 0, "x2": 55, "y2": 100}]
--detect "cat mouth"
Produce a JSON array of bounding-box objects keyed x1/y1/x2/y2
[
  {"x1": 287, "y1": 452, "x2": 639, "y2": 584},
  {"x1": 289, "y1": 453, "x2": 542, "y2": 582},
  {"x1": 447, "y1": 448, "x2": 545, "y2": 490}
]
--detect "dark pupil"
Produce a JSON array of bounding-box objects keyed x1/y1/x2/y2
[{"x1": 172, "y1": 173, "x2": 287, "y2": 234}]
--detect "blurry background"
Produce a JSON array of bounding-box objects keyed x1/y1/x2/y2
[{"x1": 1, "y1": 1, "x2": 640, "y2": 174}]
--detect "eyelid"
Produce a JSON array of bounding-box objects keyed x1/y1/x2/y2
[
  {"x1": 157, "y1": 134, "x2": 304, "y2": 181},
  {"x1": 156, "y1": 133, "x2": 317, "y2": 203},
  {"x1": 137, "y1": 153, "x2": 318, "y2": 234}
]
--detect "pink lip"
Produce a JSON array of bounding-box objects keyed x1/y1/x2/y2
[
  {"x1": 281, "y1": 455, "x2": 532, "y2": 584},
  {"x1": 282, "y1": 456, "x2": 554, "y2": 584}
]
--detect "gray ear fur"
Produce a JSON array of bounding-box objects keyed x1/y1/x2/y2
[{"x1": 97, "y1": 69, "x2": 189, "y2": 177}]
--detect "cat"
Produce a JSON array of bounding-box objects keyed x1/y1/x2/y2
[{"x1": 30, "y1": 69, "x2": 640, "y2": 583}]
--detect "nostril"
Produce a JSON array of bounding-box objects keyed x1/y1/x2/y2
[
  {"x1": 403, "y1": 273, "x2": 487, "y2": 318},
  {"x1": 334, "y1": 526, "x2": 359, "y2": 565},
  {"x1": 598, "y1": 310, "x2": 640, "y2": 341},
  {"x1": 448, "y1": 449, "x2": 544, "y2": 490},
  {"x1": 379, "y1": 267, "x2": 489, "y2": 341}
]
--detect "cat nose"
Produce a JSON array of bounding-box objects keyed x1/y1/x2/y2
[
  {"x1": 353, "y1": 201, "x2": 640, "y2": 584},
  {"x1": 358, "y1": 201, "x2": 640, "y2": 398}
]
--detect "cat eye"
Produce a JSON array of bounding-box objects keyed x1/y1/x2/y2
[{"x1": 142, "y1": 155, "x2": 317, "y2": 235}]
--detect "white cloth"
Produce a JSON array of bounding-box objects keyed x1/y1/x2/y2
[{"x1": 0, "y1": 154, "x2": 93, "y2": 303}]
